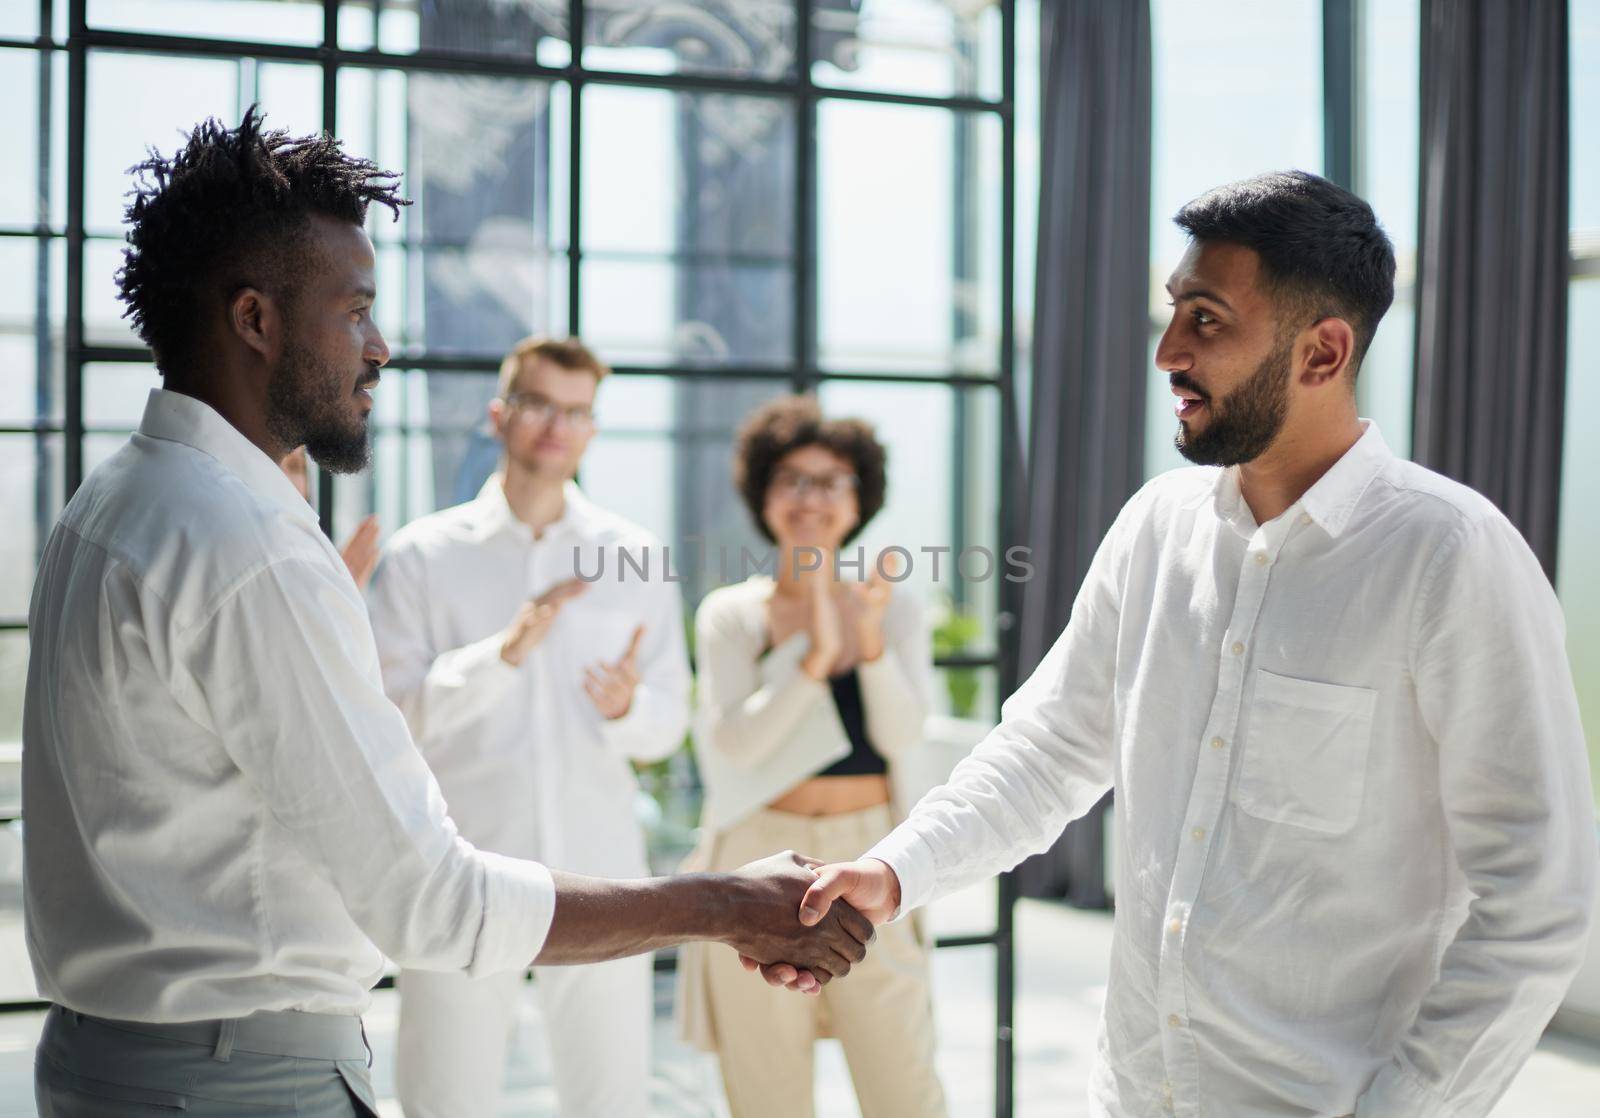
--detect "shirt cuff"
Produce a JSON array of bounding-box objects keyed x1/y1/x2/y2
[
  {"x1": 465, "y1": 851, "x2": 556, "y2": 978},
  {"x1": 1356, "y1": 1059, "x2": 1445, "y2": 1118},
  {"x1": 597, "y1": 692, "x2": 647, "y2": 753},
  {"x1": 436, "y1": 631, "x2": 521, "y2": 696},
  {"x1": 863, "y1": 825, "x2": 939, "y2": 923}
]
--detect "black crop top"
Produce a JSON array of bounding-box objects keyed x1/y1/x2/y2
[
  {"x1": 817, "y1": 669, "x2": 888, "y2": 778},
  {"x1": 757, "y1": 643, "x2": 888, "y2": 778}
]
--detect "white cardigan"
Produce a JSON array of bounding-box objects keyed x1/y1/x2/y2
[
  {"x1": 678, "y1": 575, "x2": 936, "y2": 1051},
  {"x1": 691, "y1": 575, "x2": 935, "y2": 834}
]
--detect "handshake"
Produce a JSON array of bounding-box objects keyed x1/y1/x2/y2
[
  {"x1": 722, "y1": 852, "x2": 903, "y2": 995},
  {"x1": 536, "y1": 851, "x2": 903, "y2": 981}
]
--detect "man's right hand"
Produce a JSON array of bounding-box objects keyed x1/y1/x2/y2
[
  {"x1": 500, "y1": 578, "x2": 588, "y2": 666},
  {"x1": 720, "y1": 852, "x2": 874, "y2": 994},
  {"x1": 739, "y1": 857, "x2": 902, "y2": 992},
  {"x1": 801, "y1": 576, "x2": 844, "y2": 680}
]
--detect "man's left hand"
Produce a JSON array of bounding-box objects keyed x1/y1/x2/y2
[
  {"x1": 739, "y1": 858, "x2": 903, "y2": 993},
  {"x1": 584, "y1": 625, "x2": 644, "y2": 719}
]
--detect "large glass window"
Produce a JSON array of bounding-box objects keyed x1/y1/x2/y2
[
  {"x1": 1143, "y1": 0, "x2": 1422, "y2": 477},
  {"x1": 1144, "y1": 0, "x2": 1323, "y2": 479},
  {"x1": 581, "y1": 86, "x2": 796, "y2": 368},
  {"x1": 342, "y1": 0, "x2": 569, "y2": 62},
  {"x1": 586, "y1": 1, "x2": 790, "y2": 78},
  {"x1": 818, "y1": 101, "x2": 1001, "y2": 375},
  {"x1": 812, "y1": 0, "x2": 1003, "y2": 101},
  {"x1": 1355, "y1": 0, "x2": 1421, "y2": 457},
  {"x1": 0, "y1": 12, "x2": 64, "y2": 1005},
  {"x1": 85, "y1": 0, "x2": 326, "y2": 46}
]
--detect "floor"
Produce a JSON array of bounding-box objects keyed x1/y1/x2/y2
[{"x1": 3, "y1": 881, "x2": 1598, "y2": 1115}]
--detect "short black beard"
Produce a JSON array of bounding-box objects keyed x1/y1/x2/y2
[
  {"x1": 265, "y1": 338, "x2": 371, "y2": 475},
  {"x1": 1175, "y1": 335, "x2": 1294, "y2": 467}
]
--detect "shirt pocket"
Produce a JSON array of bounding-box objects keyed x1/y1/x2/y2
[{"x1": 1234, "y1": 669, "x2": 1378, "y2": 835}]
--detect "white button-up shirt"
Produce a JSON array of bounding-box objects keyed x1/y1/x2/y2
[
  {"x1": 365, "y1": 477, "x2": 690, "y2": 878},
  {"x1": 870, "y1": 422, "x2": 1596, "y2": 1118},
  {"x1": 23, "y1": 389, "x2": 555, "y2": 1023}
]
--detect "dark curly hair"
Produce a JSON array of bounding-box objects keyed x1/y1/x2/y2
[
  {"x1": 733, "y1": 395, "x2": 887, "y2": 546},
  {"x1": 117, "y1": 105, "x2": 409, "y2": 375}
]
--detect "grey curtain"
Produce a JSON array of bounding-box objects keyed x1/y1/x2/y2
[
  {"x1": 1412, "y1": 0, "x2": 1569, "y2": 577},
  {"x1": 1012, "y1": 0, "x2": 1151, "y2": 907}
]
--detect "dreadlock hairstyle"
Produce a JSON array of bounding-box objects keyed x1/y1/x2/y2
[{"x1": 117, "y1": 105, "x2": 409, "y2": 375}]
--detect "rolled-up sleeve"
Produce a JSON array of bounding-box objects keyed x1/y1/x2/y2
[{"x1": 179, "y1": 554, "x2": 555, "y2": 975}]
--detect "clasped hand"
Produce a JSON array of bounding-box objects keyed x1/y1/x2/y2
[
  {"x1": 723, "y1": 852, "x2": 878, "y2": 990},
  {"x1": 732, "y1": 857, "x2": 901, "y2": 995}
]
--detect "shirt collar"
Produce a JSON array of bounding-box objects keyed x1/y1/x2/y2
[
  {"x1": 137, "y1": 388, "x2": 318, "y2": 526},
  {"x1": 1209, "y1": 420, "x2": 1392, "y2": 539},
  {"x1": 474, "y1": 472, "x2": 594, "y2": 543},
  {"x1": 1293, "y1": 420, "x2": 1392, "y2": 537}
]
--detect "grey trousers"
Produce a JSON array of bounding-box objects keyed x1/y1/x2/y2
[{"x1": 35, "y1": 1003, "x2": 380, "y2": 1116}]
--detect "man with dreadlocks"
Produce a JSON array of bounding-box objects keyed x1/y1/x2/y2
[{"x1": 22, "y1": 108, "x2": 873, "y2": 1117}]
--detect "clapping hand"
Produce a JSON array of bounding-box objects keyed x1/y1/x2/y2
[
  {"x1": 499, "y1": 578, "x2": 588, "y2": 667},
  {"x1": 800, "y1": 574, "x2": 844, "y2": 680},
  {"x1": 848, "y1": 549, "x2": 900, "y2": 662},
  {"x1": 339, "y1": 514, "x2": 381, "y2": 590},
  {"x1": 584, "y1": 625, "x2": 645, "y2": 720}
]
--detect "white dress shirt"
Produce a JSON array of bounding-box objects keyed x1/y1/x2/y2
[
  {"x1": 869, "y1": 422, "x2": 1596, "y2": 1118},
  {"x1": 23, "y1": 389, "x2": 555, "y2": 1023},
  {"x1": 364, "y1": 477, "x2": 690, "y2": 877}
]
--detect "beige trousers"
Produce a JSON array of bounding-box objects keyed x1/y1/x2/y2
[{"x1": 700, "y1": 804, "x2": 948, "y2": 1118}]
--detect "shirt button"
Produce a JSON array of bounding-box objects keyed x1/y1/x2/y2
[
  {"x1": 1168, "y1": 1013, "x2": 1183, "y2": 1028},
  {"x1": 1231, "y1": 641, "x2": 1245, "y2": 656},
  {"x1": 1191, "y1": 827, "x2": 1205, "y2": 841},
  {"x1": 1210, "y1": 736, "x2": 1225, "y2": 750},
  {"x1": 1254, "y1": 552, "x2": 1269, "y2": 566},
  {"x1": 1169, "y1": 918, "x2": 1182, "y2": 935}
]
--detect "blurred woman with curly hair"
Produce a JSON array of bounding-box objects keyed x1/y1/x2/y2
[{"x1": 677, "y1": 394, "x2": 948, "y2": 1118}]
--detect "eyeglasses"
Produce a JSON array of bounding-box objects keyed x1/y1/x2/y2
[
  {"x1": 503, "y1": 392, "x2": 596, "y2": 431},
  {"x1": 770, "y1": 470, "x2": 859, "y2": 501}
]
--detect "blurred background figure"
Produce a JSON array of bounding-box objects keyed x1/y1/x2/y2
[
  {"x1": 678, "y1": 396, "x2": 948, "y2": 1118},
  {"x1": 364, "y1": 337, "x2": 692, "y2": 1118},
  {"x1": 279, "y1": 446, "x2": 381, "y2": 589}
]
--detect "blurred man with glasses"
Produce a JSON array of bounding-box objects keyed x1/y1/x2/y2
[{"x1": 365, "y1": 337, "x2": 692, "y2": 1117}]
